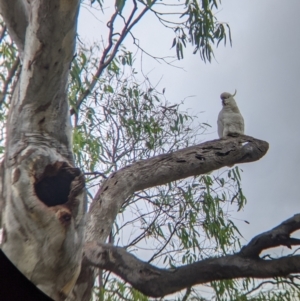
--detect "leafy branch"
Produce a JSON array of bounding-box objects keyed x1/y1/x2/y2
[{"x1": 71, "y1": 0, "x2": 157, "y2": 115}]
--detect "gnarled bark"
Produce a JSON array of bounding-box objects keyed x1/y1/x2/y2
[
  {"x1": 0, "y1": 1, "x2": 86, "y2": 300},
  {"x1": 83, "y1": 214, "x2": 300, "y2": 298},
  {"x1": 71, "y1": 135, "x2": 269, "y2": 301},
  {"x1": 86, "y1": 135, "x2": 269, "y2": 244}
]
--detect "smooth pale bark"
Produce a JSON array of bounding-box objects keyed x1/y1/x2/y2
[{"x1": 0, "y1": 1, "x2": 86, "y2": 300}]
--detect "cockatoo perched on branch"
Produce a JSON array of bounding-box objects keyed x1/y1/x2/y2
[{"x1": 217, "y1": 90, "x2": 244, "y2": 138}]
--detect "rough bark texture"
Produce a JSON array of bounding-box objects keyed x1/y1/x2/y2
[
  {"x1": 70, "y1": 135, "x2": 268, "y2": 301},
  {"x1": 86, "y1": 135, "x2": 268, "y2": 244},
  {"x1": 0, "y1": 1, "x2": 86, "y2": 300},
  {"x1": 83, "y1": 214, "x2": 300, "y2": 297}
]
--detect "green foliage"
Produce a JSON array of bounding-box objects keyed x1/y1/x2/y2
[
  {"x1": 210, "y1": 277, "x2": 300, "y2": 301},
  {"x1": 0, "y1": 20, "x2": 19, "y2": 158},
  {"x1": 169, "y1": 0, "x2": 232, "y2": 61},
  {"x1": 88, "y1": 0, "x2": 231, "y2": 63},
  {"x1": 90, "y1": 0, "x2": 104, "y2": 9},
  {"x1": 186, "y1": 0, "x2": 232, "y2": 62},
  {"x1": 116, "y1": 0, "x2": 126, "y2": 13},
  {"x1": 71, "y1": 44, "x2": 201, "y2": 179}
]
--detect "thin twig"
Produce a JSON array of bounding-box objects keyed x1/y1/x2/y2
[
  {"x1": 71, "y1": 1, "x2": 156, "y2": 115},
  {"x1": 182, "y1": 287, "x2": 192, "y2": 301},
  {"x1": 84, "y1": 171, "x2": 108, "y2": 179},
  {"x1": 70, "y1": 9, "x2": 119, "y2": 115},
  {"x1": 0, "y1": 57, "x2": 20, "y2": 107},
  {"x1": 147, "y1": 219, "x2": 182, "y2": 263}
]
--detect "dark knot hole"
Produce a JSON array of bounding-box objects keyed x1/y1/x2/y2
[{"x1": 34, "y1": 162, "x2": 79, "y2": 207}]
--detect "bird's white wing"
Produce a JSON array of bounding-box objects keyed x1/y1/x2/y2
[{"x1": 222, "y1": 112, "x2": 244, "y2": 137}]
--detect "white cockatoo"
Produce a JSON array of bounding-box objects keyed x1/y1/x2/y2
[{"x1": 217, "y1": 91, "x2": 244, "y2": 138}]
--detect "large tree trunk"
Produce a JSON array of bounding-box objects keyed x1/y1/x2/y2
[{"x1": 0, "y1": 1, "x2": 86, "y2": 300}]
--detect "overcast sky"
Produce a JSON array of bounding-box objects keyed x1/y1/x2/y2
[{"x1": 78, "y1": 0, "x2": 300, "y2": 248}]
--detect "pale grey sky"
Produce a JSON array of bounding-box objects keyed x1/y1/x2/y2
[{"x1": 78, "y1": 0, "x2": 300, "y2": 249}]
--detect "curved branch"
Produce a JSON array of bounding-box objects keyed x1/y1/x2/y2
[
  {"x1": 84, "y1": 214, "x2": 300, "y2": 298},
  {"x1": 241, "y1": 214, "x2": 300, "y2": 258},
  {"x1": 86, "y1": 135, "x2": 269, "y2": 242},
  {"x1": 73, "y1": 135, "x2": 268, "y2": 301}
]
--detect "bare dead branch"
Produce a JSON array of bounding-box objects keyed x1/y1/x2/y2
[
  {"x1": 86, "y1": 135, "x2": 269, "y2": 243},
  {"x1": 130, "y1": 32, "x2": 182, "y2": 68},
  {"x1": 84, "y1": 214, "x2": 300, "y2": 298},
  {"x1": 240, "y1": 214, "x2": 300, "y2": 258}
]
